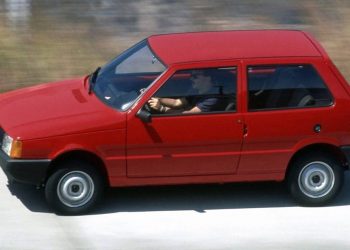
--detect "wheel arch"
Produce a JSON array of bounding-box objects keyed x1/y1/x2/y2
[
  {"x1": 285, "y1": 143, "x2": 348, "y2": 180},
  {"x1": 46, "y1": 150, "x2": 110, "y2": 186}
]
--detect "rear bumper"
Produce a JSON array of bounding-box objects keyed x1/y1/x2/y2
[{"x1": 0, "y1": 150, "x2": 51, "y2": 185}]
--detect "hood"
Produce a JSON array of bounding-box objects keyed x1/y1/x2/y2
[{"x1": 0, "y1": 77, "x2": 125, "y2": 140}]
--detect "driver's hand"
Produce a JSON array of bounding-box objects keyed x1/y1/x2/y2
[{"x1": 148, "y1": 97, "x2": 161, "y2": 110}]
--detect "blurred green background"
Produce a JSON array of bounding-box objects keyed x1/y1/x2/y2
[{"x1": 1, "y1": 0, "x2": 350, "y2": 92}]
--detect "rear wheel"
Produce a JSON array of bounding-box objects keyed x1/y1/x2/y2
[
  {"x1": 45, "y1": 162, "x2": 104, "y2": 215},
  {"x1": 287, "y1": 153, "x2": 344, "y2": 205}
]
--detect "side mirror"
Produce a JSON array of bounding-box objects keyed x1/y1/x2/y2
[{"x1": 136, "y1": 109, "x2": 152, "y2": 123}]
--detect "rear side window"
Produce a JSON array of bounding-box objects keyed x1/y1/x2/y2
[{"x1": 247, "y1": 65, "x2": 333, "y2": 111}]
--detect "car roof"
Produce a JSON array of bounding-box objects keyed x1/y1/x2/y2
[{"x1": 148, "y1": 30, "x2": 323, "y2": 65}]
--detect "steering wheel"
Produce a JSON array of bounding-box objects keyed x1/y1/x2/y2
[{"x1": 143, "y1": 102, "x2": 152, "y2": 112}]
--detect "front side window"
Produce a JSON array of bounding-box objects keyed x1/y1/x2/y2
[
  {"x1": 146, "y1": 67, "x2": 237, "y2": 115},
  {"x1": 93, "y1": 40, "x2": 166, "y2": 111},
  {"x1": 248, "y1": 64, "x2": 333, "y2": 111}
]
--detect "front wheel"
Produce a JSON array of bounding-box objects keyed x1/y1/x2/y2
[
  {"x1": 287, "y1": 154, "x2": 344, "y2": 206},
  {"x1": 45, "y1": 162, "x2": 104, "y2": 215}
]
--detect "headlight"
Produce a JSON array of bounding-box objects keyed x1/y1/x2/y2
[
  {"x1": 2, "y1": 134, "x2": 22, "y2": 158},
  {"x1": 2, "y1": 134, "x2": 13, "y2": 156}
]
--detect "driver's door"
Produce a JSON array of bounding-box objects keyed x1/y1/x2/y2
[{"x1": 126, "y1": 65, "x2": 243, "y2": 177}]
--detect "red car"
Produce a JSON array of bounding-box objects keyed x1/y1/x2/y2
[{"x1": 1, "y1": 30, "x2": 350, "y2": 214}]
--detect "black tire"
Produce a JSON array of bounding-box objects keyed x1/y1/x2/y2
[
  {"x1": 45, "y1": 162, "x2": 104, "y2": 215},
  {"x1": 287, "y1": 153, "x2": 344, "y2": 206}
]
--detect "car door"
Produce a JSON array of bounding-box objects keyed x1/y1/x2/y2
[
  {"x1": 126, "y1": 64, "x2": 244, "y2": 177},
  {"x1": 238, "y1": 58, "x2": 336, "y2": 176}
]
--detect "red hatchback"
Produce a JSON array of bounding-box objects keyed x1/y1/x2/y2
[{"x1": 1, "y1": 30, "x2": 350, "y2": 214}]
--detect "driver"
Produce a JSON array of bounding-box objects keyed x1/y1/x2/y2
[{"x1": 148, "y1": 70, "x2": 223, "y2": 114}]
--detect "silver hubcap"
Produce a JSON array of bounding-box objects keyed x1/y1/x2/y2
[
  {"x1": 57, "y1": 171, "x2": 94, "y2": 208},
  {"x1": 298, "y1": 161, "x2": 335, "y2": 198}
]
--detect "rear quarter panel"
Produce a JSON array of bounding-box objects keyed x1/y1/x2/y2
[{"x1": 238, "y1": 57, "x2": 350, "y2": 177}]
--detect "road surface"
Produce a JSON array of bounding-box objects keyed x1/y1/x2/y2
[{"x1": 0, "y1": 170, "x2": 350, "y2": 250}]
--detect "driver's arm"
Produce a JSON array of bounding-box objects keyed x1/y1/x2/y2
[
  {"x1": 182, "y1": 106, "x2": 202, "y2": 114},
  {"x1": 159, "y1": 97, "x2": 188, "y2": 108},
  {"x1": 148, "y1": 97, "x2": 189, "y2": 113}
]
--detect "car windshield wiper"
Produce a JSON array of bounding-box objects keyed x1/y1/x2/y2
[{"x1": 88, "y1": 67, "x2": 101, "y2": 94}]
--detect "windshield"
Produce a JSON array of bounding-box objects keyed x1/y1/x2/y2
[{"x1": 93, "y1": 40, "x2": 166, "y2": 111}]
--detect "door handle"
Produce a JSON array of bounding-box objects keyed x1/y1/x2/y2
[{"x1": 243, "y1": 124, "x2": 248, "y2": 136}]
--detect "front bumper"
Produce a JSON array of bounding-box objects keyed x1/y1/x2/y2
[{"x1": 0, "y1": 150, "x2": 51, "y2": 185}]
